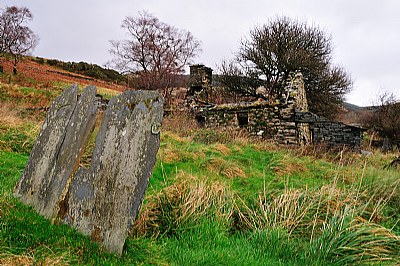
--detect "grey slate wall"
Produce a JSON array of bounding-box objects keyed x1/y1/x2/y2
[{"x1": 195, "y1": 73, "x2": 364, "y2": 149}]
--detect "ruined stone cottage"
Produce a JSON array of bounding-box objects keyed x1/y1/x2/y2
[{"x1": 190, "y1": 65, "x2": 364, "y2": 149}]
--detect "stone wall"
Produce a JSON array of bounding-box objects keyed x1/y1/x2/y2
[
  {"x1": 295, "y1": 111, "x2": 364, "y2": 148},
  {"x1": 197, "y1": 103, "x2": 363, "y2": 148},
  {"x1": 196, "y1": 101, "x2": 303, "y2": 145},
  {"x1": 195, "y1": 72, "x2": 364, "y2": 149}
]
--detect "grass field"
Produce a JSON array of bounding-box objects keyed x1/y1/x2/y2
[{"x1": 0, "y1": 77, "x2": 399, "y2": 265}]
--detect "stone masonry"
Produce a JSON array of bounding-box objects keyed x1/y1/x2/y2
[{"x1": 194, "y1": 72, "x2": 364, "y2": 149}]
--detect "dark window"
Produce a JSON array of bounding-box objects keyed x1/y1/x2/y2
[
  {"x1": 237, "y1": 112, "x2": 248, "y2": 127},
  {"x1": 196, "y1": 115, "x2": 206, "y2": 127}
]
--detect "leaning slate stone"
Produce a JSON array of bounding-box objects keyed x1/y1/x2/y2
[
  {"x1": 14, "y1": 85, "x2": 98, "y2": 218},
  {"x1": 62, "y1": 90, "x2": 163, "y2": 254}
]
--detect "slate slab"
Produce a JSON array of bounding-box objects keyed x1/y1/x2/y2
[
  {"x1": 14, "y1": 85, "x2": 97, "y2": 218},
  {"x1": 61, "y1": 90, "x2": 163, "y2": 254},
  {"x1": 14, "y1": 85, "x2": 163, "y2": 254}
]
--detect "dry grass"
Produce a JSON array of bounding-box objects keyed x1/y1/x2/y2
[
  {"x1": 310, "y1": 213, "x2": 400, "y2": 265},
  {"x1": 157, "y1": 133, "x2": 206, "y2": 163},
  {"x1": 226, "y1": 130, "x2": 254, "y2": 146},
  {"x1": 221, "y1": 166, "x2": 246, "y2": 179},
  {"x1": 0, "y1": 103, "x2": 25, "y2": 127},
  {"x1": 0, "y1": 122, "x2": 40, "y2": 154},
  {"x1": 258, "y1": 188, "x2": 317, "y2": 234},
  {"x1": 251, "y1": 139, "x2": 279, "y2": 152},
  {"x1": 133, "y1": 167, "x2": 399, "y2": 263},
  {"x1": 205, "y1": 157, "x2": 227, "y2": 173},
  {"x1": 162, "y1": 111, "x2": 199, "y2": 137},
  {"x1": 161, "y1": 131, "x2": 192, "y2": 144},
  {"x1": 213, "y1": 143, "x2": 231, "y2": 155},
  {"x1": 158, "y1": 145, "x2": 182, "y2": 163},
  {"x1": 134, "y1": 154, "x2": 399, "y2": 249},
  {"x1": 250, "y1": 177, "x2": 399, "y2": 240},
  {"x1": 0, "y1": 57, "x2": 126, "y2": 92},
  {"x1": 0, "y1": 255, "x2": 35, "y2": 266},
  {"x1": 205, "y1": 157, "x2": 246, "y2": 178},
  {"x1": 0, "y1": 84, "x2": 53, "y2": 108},
  {"x1": 271, "y1": 155, "x2": 307, "y2": 177},
  {"x1": 0, "y1": 83, "x2": 51, "y2": 125},
  {"x1": 182, "y1": 149, "x2": 207, "y2": 161},
  {"x1": 132, "y1": 172, "x2": 235, "y2": 236},
  {"x1": 289, "y1": 143, "x2": 361, "y2": 168},
  {"x1": 231, "y1": 145, "x2": 244, "y2": 154},
  {"x1": 291, "y1": 142, "x2": 397, "y2": 169},
  {"x1": 0, "y1": 254, "x2": 69, "y2": 266},
  {"x1": 95, "y1": 86, "x2": 121, "y2": 99}
]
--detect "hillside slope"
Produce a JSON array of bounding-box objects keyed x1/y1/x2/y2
[{"x1": 0, "y1": 56, "x2": 126, "y2": 92}]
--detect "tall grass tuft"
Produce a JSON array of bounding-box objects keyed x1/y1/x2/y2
[
  {"x1": 132, "y1": 173, "x2": 236, "y2": 237},
  {"x1": 226, "y1": 174, "x2": 400, "y2": 262},
  {"x1": 204, "y1": 157, "x2": 246, "y2": 179},
  {"x1": 132, "y1": 150, "x2": 400, "y2": 262},
  {"x1": 309, "y1": 211, "x2": 400, "y2": 265}
]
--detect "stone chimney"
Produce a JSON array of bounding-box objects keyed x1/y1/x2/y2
[{"x1": 187, "y1": 64, "x2": 213, "y2": 104}]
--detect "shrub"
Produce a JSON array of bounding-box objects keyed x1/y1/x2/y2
[{"x1": 46, "y1": 59, "x2": 59, "y2": 66}]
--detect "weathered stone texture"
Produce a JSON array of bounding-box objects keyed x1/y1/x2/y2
[
  {"x1": 196, "y1": 73, "x2": 364, "y2": 149},
  {"x1": 188, "y1": 64, "x2": 212, "y2": 89},
  {"x1": 14, "y1": 85, "x2": 97, "y2": 218},
  {"x1": 14, "y1": 85, "x2": 163, "y2": 254},
  {"x1": 63, "y1": 90, "x2": 163, "y2": 254}
]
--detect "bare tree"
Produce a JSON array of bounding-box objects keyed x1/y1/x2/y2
[
  {"x1": 109, "y1": 11, "x2": 201, "y2": 101},
  {"x1": 218, "y1": 16, "x2": 352, "y2": 118},
  {"x1": 361, "y1": 92, "x2": 400, "y2": 146},
  {"x1": 0, "y1": 6, "x2": 39, "y2": 74}
]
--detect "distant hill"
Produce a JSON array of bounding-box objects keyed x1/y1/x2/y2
[
  {"x1": 342, "y1": 102, "x2": 365, "y2": 112},
  {"x1": 0, "y1": 55, "x2": 126, "y2": 92},
  {"x1": 43, "y1": 58, "x2": 127, "y2": 85},
  {"x1": 338, "y1": 102, "x2": 378, "y2": 126}
]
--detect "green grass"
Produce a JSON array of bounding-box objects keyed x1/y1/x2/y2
[
  {"x1": 1, "y1": 128, "x2": 400, "y2": 265},
  {"x1": 1, "y1": 83, "x2": 400, "y2": 265},
  {"x1": 0, "y1": 83, "x2": 62, "y2": 106},
  {"x1": 0, "y1": 151, "x2": 27, "y2": 193},
  {"x1": 0, "y1": 154, "x2": 167, "y2": 265},
  {"x1": 162, "y1": 222, "x2": 303, "y2": 265},
  {"x1": 0, "y1": 124, "x2": 39, "y2": 155}
]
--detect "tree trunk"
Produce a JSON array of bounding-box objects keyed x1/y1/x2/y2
[{"x1": 13, "y1": 60, "x2": 18, "y2": 75}]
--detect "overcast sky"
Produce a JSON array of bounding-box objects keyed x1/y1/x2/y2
[{"x1": 2, "y1": 0, "x2": 400, "y2": 106}]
